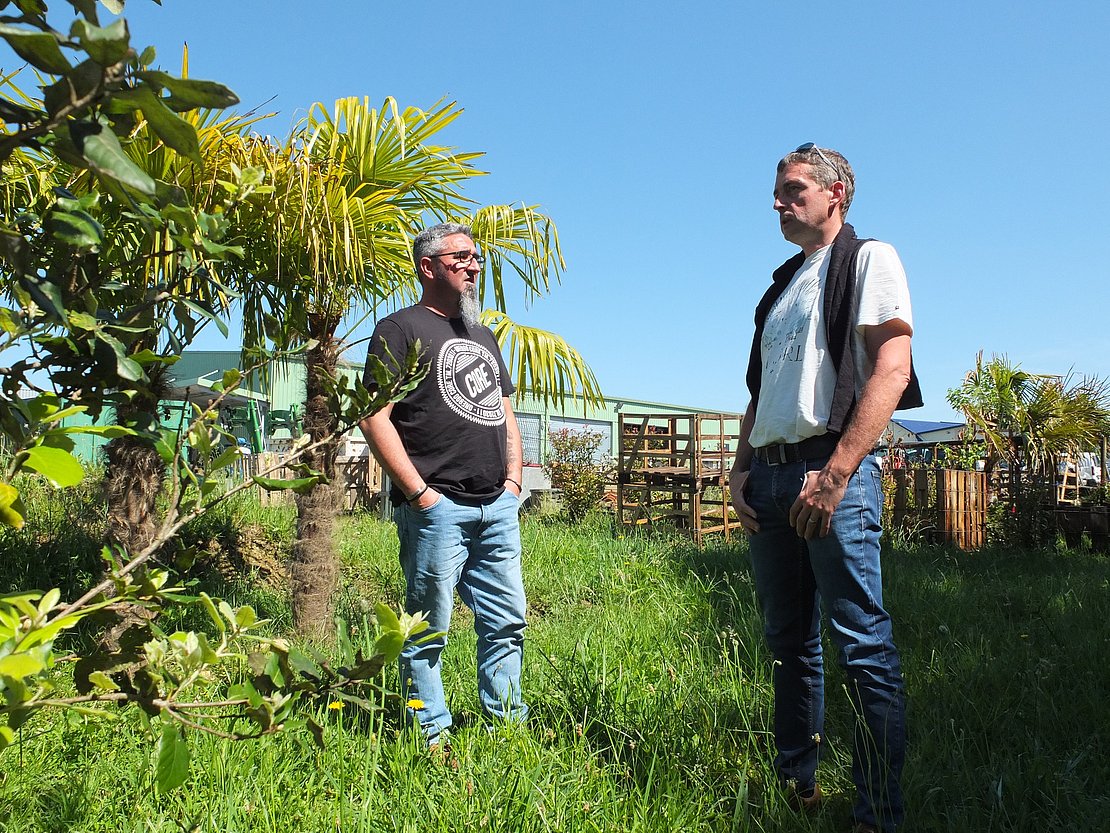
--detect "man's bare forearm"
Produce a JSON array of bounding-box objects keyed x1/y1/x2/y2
[
  {"x1": 503, "y1": 397, "x2": 523, "y2": 488},
  {"x1": 359, "y1": 405, "x2": 426, "y2": 498},
  {"x1": 730, "y1": 405, "x2": 757, "y2": 478},
  {"x1": 825, "y1": 330, "x2": 912, "y2": 483}
]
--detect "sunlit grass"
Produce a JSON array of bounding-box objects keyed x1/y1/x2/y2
[{"x1": 1, "y1": 503, "x2": 1107, "y2": 831}]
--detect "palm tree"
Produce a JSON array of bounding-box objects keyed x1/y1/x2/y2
[
  {"x1": 948, "y1": 352, "x2": 1110, "y2": 490},
  {"x1": 240, "y1": 97, "x2": 600, "y2": 636},
  {"x1": 947, "y1": 352, "x2": 1041, "y2": 477}
]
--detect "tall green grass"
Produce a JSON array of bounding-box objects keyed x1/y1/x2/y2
[{"x1": 1, "y1": 503, "x2": 1107, "y2": 831}]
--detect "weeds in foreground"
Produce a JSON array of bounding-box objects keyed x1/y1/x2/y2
[{"x1": 2, "y1": 506, "x2": 1107, "y2": 831}]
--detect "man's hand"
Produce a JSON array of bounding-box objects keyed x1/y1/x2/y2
[
  {"x1": 788, "y1": 468, "x2": 849, "y2": 539},
  {"x1": 730, "y1": 469, "x2": 760, "y2": 534},
  {"x1": 411, "y1": 486, "x2": 441, "y2": 510},
  {"x1": 504, "y1": 478, "x2": 522, "y2": 497}
]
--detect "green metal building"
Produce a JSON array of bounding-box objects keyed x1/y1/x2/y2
[{"x1": 64, "y1": 350, "x2": 742, "y2": 497}]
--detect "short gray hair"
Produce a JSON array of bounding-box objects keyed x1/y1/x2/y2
[
  {"x1": 777, "y1": 146, "x2": 855, "y2": 216},
  {"x1": 413, "y1": 223, "x2": 473, "y2": 271}
]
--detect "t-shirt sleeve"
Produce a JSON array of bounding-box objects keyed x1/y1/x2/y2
[
  {"x1": 854, "y1": 241, "x2": 913, "y2": 333},
  {"x1": 486, "y1": 327, "x2": 516, "y2": 397}
]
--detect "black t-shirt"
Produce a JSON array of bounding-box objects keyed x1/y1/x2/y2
[{"x1": 366, "y1": 305, "x2": 514, "y2": 504}]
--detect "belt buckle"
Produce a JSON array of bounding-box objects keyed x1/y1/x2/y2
[{"x1": 766, "y1": 443, "x2": 787, "y2": 466}]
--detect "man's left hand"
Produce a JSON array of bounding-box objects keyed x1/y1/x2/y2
[{"x1": 788, "y1": 468, "x2": 849, "y2": 539}]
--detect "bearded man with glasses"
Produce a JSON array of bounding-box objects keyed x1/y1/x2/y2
[
  {"x1": 729, "y1": 145, "x2": 922, "y2": 832},
  {"x1": 360, "y1": 222, "x2": 526, "y2": 749}
]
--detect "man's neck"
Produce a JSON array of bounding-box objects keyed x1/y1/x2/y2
[
  {"x1": 800, "y1": 217, "x2": 843, "y2": 257},
  {"x1": 418, "y1": 292, "x2": 459, "y2": 319}
]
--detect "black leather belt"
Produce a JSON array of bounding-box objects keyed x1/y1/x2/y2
[{"x1": 754, "y1": 432, "x2": 840, "y2": 465}]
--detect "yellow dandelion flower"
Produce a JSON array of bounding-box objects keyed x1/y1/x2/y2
[
  {"x1": 406, "y1": 698, "x2": 425, "y2": 710},
  {"x1": 328, "y1": 701, "x2": 344, "y2": 710}
]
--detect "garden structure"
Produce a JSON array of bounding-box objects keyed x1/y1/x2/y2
[
  {"x1": 888, "y1": 465, "x2": 988, "y2": 550},
  {"x1": 616, "y1": 412, "x2": 741, "y2": 546}
]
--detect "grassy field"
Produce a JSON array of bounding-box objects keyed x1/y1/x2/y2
[{"x1": 1, "y1": 497, "x2": 1108, "y2": 832}]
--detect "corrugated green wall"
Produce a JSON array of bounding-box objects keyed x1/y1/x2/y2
[{"x1": 62, "y1": 350, "x2": 741, "y2": 466}]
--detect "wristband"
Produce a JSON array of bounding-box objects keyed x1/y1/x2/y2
[
  {"x1": 505, "y1": 478, "x2": 522, "y2": 491},
  {"x1": 406, "y1": 485, "x2": 429, "y2": 503}
]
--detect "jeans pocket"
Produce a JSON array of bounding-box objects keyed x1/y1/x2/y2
[{"x1": 411, "y1": 491, "x2": 444, "y2": 515}]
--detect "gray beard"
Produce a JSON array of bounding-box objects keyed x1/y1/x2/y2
[{"x1": 459, "y1": 286, "x2": 481, "y2": 328}]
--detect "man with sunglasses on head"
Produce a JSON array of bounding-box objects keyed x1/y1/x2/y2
[
  {"x1": 360, "y1": 222, "x2": 526, "y2": 750},
  {"x1": 730, "y1": 145, "x2": 922, "y2": 832}
]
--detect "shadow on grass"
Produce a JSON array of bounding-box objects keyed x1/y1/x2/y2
[{"x1": 672, "y1": 531, "x2": 1110, "y2": 830}]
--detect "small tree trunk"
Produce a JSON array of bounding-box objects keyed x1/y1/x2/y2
[
  {"x1": 290, "y1": 332, "x2": 344, "y2": 638},
  {"x1": 100, "y1": 365, "x2": 168, "y2": 650},
  {"x1": 103, "y1": 365, "x2": 169, "y2": 557}
]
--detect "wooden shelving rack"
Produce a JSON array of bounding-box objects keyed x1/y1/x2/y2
[{"x1": 616, "y1": 412, "x2": 741, "y2": 547}]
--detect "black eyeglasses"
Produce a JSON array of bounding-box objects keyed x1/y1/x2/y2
[
  {"x1": 795, "y1": 142, "x2": 842, "y2": 181},
  {"x1": 431, "y1": 250, "x2": 486, "y2": 267}
]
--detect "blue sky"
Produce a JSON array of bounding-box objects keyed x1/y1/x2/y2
[{"x1": 56, "y1": 3, "x2": 1110, "y2": 417}]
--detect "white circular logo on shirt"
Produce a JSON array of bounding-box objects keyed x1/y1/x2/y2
[{"x1": 436, "y1": 338, "x2": 506, "y2": 426}]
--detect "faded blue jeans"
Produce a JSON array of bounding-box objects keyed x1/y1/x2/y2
[
  {"x1": 394, "y1": 488, "x2": 527, "y2": 744},
  {"x1": 746, "y1": 453, "x2": 905, "y2": 831}
]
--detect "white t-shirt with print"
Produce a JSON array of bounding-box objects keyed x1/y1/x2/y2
[{"x1": 748, "y1": 241, "x2": 913, "y2": 448}]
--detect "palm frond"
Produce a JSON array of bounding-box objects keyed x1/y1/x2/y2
[{"x1": 482, "y1": 309, "x2": 602, "y2": 411}]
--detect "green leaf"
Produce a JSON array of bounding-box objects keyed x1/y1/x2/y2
[
  {"x1": 100, "y1": 0, "x2": 124, "y2": 15},
  {"x1": 67, "y1": 0, "x2": 100, "y2": 20},
  {"x1": 221, "y1": 369, "x2": 242, "y2": 391},
  {"x1": 0, "y1": 725, "x2": 13, "y2": 751},
  {"x1": 180, "y1": 298, "x2": 228, "y2": 338},
  {"x1": 0, "y1": 651, "x2": 44, "y2": 679},
  {"x1": 0, "y1": 484, "x2": 26, "y2": 529},
  {"x1": 251, "y1": 475, "x2": 319, "y2": 495},
  {"x1": 59, "y1": 424, "x2": 135, "y2": 438},
  {"x1": 14, "y1": 2, "x2": 49, "y2": 19},
  {"x1": 88, "y1": 670, "x2": 120, "y2": 691},
  {"x1": 45, "y1": 207, "x2": 104, "y2": 248},
  {"x1": 374, "y1": 602, "x2": 400, "y2": 633},
  {"x1": 131, "y1": 349, "x2": 179, "y2": 367},
  {"x1": 38, "y1": 429, "x2": 76, "y2": 453},
  {"x1": 0, "y1": 307, "x2": 19, "y2": 335},
  {"x1": 233, "y1": 605, "x2": 257, "y2": 630},
  {"x1": 136, "y1": 70, "x2": 239, "y2": 111},
  {"x1": 198, "y1": 592, "x2": 224, "y2": 633},
  {"x1": 71, "y1": 121, "x2": 156, "y2": 196},
  {"x1": 20, "y1": 446, "x2": 85, "y2": 488},
  {"x1": 94, "y1": 330, "x2": 144, "y2": 381},
  {"x1": 25, "y1": 392, "x2": 61, "y2": 423},
  {"x1": 375, "y1": 629, "x2": 404, "y2": 660},
  {"x1": 130, "y1": 86, "x2": 201, "y2": 163},
  {"x1": 70, "y1": 17, "x2": 130, "y2": 67},
  {"x1": 154, "y1": 429, "x2": 178, "y2": 464},
  {"x1": 207, "y1": 446, "x2": 241, "y2": 472},
  {"x1": 37, "y1": 588, "x2": 60, "y2": 616},
  {"x1": 41, "y1": 405, "x2": 87, "y2": 424},
  {"x1": 0, "y1": 26, "x2": 72, "y2": 74},
  {"x1": 15, "y1": 608, "x2": 86, "y2": 650},
  {"x1": 42, "y1": 59, "x2": 103, "y2": 118},
  {"x1": 155, "y1": 723, "x2": 190, "y2": 792}
]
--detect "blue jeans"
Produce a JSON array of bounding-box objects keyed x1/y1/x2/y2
[
  {"x1": 747, "y1": 454, "x2": 905, "y2": 830},
  {"x1": 394, "y1": 489, "x2": 527, "y2": 743}
]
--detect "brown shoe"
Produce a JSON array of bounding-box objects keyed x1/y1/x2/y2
[{"x1": 788, "y1": 782, "x2": 823, "y2": 812}]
